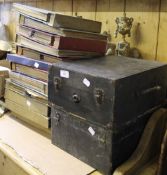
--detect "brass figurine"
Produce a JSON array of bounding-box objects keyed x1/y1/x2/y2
[{"x1": 115, "y1": 13, "x2": 133, "y2": 57}]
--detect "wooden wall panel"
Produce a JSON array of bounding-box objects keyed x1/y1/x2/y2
[
  {"x1": 126, "y1": 0, "x2": 160, "y2": 60},
  {"x1": 96, "y1": 0, "x2": 124, "y2": 42},
  {"x1": 96, "y1": 0, "x2": 110, "y2": 33},
  {"x1": 0, "y1": 3, "x2": 16, "y2": 41},
  {"x1": 36, "y1": 0, "x2": 53, "y2": 10},
  {"x1": 3, "y1": 0, "x2": 25, "y2": 2},
  {"x1": 157, "y1": 0, "x2": 167, "y2": 62},
  {"x1": 72, "y1": 0, "x2": 96, "y2": 20},
  {"x1": 0, "y1": 0, "x2": 167, "y2": 61},
  {"x1": 24, "y1": 1, "x2": 37, "y2": 7},
  {"x1": 53, "y1": 0, "x2": 72, "y2": 15}
]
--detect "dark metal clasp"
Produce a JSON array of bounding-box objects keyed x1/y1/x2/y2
[
  {"x1": 94, "y1": 89, "x2": 104, "y2": 105},
  {"x1": 54, "y1": 112, "x2": 61, "y2": 126},
  {"x1": 54, "y1": 77, "x2": 61, "y2": 90}
]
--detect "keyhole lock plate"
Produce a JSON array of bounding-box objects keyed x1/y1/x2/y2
[{"x1": 72, "y1": 93, "x2": 81, "y2": 103}]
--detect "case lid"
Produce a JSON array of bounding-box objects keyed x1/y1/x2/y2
[{"x1": 53, "y1": 56, "x2": 166, "y2": 80}]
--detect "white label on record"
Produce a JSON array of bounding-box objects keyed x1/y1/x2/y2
[
  {"x1": 60, "y1": 70, "x2": 69, "y2": 78},
  {"x1": 26, "y1": 100, "x2": 31, "y2": 107},
  {"x1": 88, "y1": 127, "x2": 95, "y2": 136},
  {"x1": 34, "y1": 62, "x2": 39, "y2": 68},
  {"x1": 83, "y1": 78, "x2": 90, "y2": 87}
]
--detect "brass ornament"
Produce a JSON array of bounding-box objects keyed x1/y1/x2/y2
[{"x1": 115, "y1": 13, "x2": 133, "y2": 57}]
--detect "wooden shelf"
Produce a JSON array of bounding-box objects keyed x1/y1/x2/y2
[{"x1": 0, "y1": 113, "x2": 102, "y2": 175}]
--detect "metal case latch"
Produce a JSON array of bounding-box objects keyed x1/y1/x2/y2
[
  {"x1": 54, "y1": 112, "x2": 61, "y2": 126},
  {"x1": 94, "y1": 89, "x2": 104, "y2": 105},
  {"x1": 54, "y1": 77, "x2": 61, "y2": 90}
]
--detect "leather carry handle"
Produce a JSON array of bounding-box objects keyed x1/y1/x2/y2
[
  {"x1": 136, "y1": 85, "x2": 162, "y2": 97},
  {"x1": 141, "y1": 85, "x2": 161, "y2": 95}
]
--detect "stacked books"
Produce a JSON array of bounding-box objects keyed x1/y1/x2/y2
[
  {"x1": 0, "y1": 67, "x2": 9, "y2": 98},
  {"x1": 5, "y1": 3, "x2": 107, "y2": 133},
  {"x1": 14, "y1": 3, "x2": 107, "y2": 59},
  {"x1": 5, "y1": 56, "x2": 50, "y2": 132}
]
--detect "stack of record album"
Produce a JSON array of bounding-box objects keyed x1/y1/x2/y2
[{"x1": 5, "y1": 3, "x2": 107, "y2": 133}]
